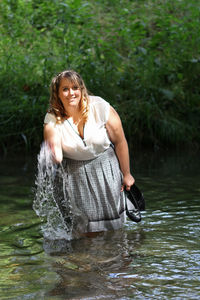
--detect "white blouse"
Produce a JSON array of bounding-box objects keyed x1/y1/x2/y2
[{"x1": 44, "y1": 96, "x2": 111, "y2": 160}]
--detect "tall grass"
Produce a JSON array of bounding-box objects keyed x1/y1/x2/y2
[{"x1": 0, "y1": 0, "x2": 200, "y2": 153}]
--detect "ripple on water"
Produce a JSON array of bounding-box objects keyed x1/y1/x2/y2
[{"x1": 0, "y1": 150, "x2": 200, "y2": 299}]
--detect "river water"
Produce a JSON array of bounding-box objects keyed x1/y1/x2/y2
[{"x1": 0, "y1": 149, "x2": 200, "y2": 300}]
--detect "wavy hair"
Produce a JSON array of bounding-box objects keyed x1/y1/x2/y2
[{"x1": 48, "y1": 70, "x2": 89, "y2": 124}]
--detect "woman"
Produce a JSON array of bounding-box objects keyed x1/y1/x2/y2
[{"x1": 42, "y1": 70, "x2": 135, "y2": 234}]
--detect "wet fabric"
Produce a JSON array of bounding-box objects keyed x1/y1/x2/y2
[{"x1": 57, "y1": 146, "x2": 126, "y2": 232}]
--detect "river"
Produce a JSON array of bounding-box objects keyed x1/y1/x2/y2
[{"x1": 0, "y1": 148, "x2": 200, "y2": 299}]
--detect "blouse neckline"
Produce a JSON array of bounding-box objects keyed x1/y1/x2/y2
[{"x1": 65, "y1": 118, "x2": 86, "y2": 147}]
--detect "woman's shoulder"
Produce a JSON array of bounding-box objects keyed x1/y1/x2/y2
[
  {"x1": 44, "y1": 111, "x2": 57, "y2": 124},
  {"x1": 88, "y1": 95, "x2": 110, "y2": 123},
  {"x1": 89, "y1": 95, "x2": 110, "y2": 108}
]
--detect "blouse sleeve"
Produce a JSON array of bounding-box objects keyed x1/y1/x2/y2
[
  {"x1": 91, "y1": 96, "x2": 110, "y2": 124},
  {"x1": 44, "y1": 113, "x2": 57, "y2": 126}
]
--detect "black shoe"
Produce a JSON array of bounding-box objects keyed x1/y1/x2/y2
[
  {"x1": 126, "y1": 184, "x2": 145, "y2": 211},
  {"x1": 125, "y1": 184, "x2": 145, "y2": 223},
  {"x1": 126, "y1": 208, "x2": 141, "y2": 223}
]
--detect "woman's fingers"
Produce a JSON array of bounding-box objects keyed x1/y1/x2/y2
[{"x1": 121, "y1": 174, "x2": 135, "y2": 192}]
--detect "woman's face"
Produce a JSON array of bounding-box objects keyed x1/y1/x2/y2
[{"x1": 58, "y1": 77, "x2": 82, "y2": 110}]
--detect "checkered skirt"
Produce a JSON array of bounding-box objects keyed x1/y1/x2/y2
[{"x1": 59, "y1": 146, "x2": 126, "y2": 233}]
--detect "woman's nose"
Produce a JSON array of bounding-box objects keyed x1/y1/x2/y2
[{"x1": 69, "y1": 88, "x2": 74, "y2": 95}]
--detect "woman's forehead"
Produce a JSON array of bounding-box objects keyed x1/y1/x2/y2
[{"x1": 59, "y1": 77, "x2": 79, "y2": 87}]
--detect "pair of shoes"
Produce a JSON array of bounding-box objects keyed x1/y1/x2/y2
[
  {"x1": 126, "y1": 184, "x2": 145, "y2": 211},
  {"x1": 125, "y1": 184, "x2": 145, "y2": 223}
]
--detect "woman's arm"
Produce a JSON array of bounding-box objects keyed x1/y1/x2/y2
[
  {"x1": 106, "y1": 106, "x2": 135, "y2": 191},
  {"x1": 44, "y1": 123, "x2": 63, "y2": 163}
]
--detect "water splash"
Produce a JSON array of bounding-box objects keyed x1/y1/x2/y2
[{"x1": 33, "y1": 142, "x2": 88, "y2": 242}]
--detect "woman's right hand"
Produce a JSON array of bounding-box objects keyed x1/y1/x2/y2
[
  {"x1": 49, "y1": 142, "x2": 63, "y2": 164},
  {"x1": 44, "y1": 123, "x2": 63, "y2": 163}
]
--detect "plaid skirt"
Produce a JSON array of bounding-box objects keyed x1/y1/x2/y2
[{"x1": 57, "y1": 146, "x2": 126, "y2": 233}]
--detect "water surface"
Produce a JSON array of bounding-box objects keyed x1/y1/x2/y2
[{"x1": 0, "y1": 149, "x2": 200, "y2": 299}]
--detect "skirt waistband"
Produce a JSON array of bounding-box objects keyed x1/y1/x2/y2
[{"x1": 62, "y1": 146, "x2": 115, "y2": 165}]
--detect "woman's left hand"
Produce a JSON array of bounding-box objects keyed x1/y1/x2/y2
[{"x1": 121, "y1": 173, "x2": 135, "y2": 192}]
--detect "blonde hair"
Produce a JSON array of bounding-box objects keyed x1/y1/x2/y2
[{"x1": 48, "y1": 70, "x2": 89, "y2": 124}]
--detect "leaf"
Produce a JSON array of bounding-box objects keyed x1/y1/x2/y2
[
  {"x1": 138, "y1": 46, "x2": 147, "y2": 55},
  {"x1": 159, "y1": 88, "x2": 174, "y2": 100}
]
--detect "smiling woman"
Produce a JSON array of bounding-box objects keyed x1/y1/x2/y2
[
  {"x1": 35, "y1": 70, "x2": 135, "y2": 237},
  {"x1": 59, "y1": 80, "x2": 82, "y2": 109},
  {"x1": 58, "y1": 78, "x2": 84, "y2": 139}
]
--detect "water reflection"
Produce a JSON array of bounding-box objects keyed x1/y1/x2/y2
[
  {"x1": 0, "y1": 150, "x2": 200, "y2": 299},
  {"x1": 44, "y1": 229, "x2": 145, "y2": 299}
]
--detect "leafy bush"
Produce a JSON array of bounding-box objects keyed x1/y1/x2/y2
[{"x1": 0, "y1": 0, "x2": 200, "y2": 153}]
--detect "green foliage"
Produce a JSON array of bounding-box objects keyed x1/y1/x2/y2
[{"x1": 0, "y1": 0, "x2": 200, "y2": 152}]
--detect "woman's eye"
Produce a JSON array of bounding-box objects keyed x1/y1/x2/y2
[
  {"x1": 63, "y1": 88, "x2": 69, "y2": 91},
  {"x1": 73, "y1": 86, "x2": 79, "y2": 90}
]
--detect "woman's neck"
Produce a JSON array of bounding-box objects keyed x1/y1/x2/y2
[
  {"x1": 64, "y1": 107, "x2": 81, "y2": 124},
  {"x1": 64, "y1": 104, "x2": 79, "y2": 117}
]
